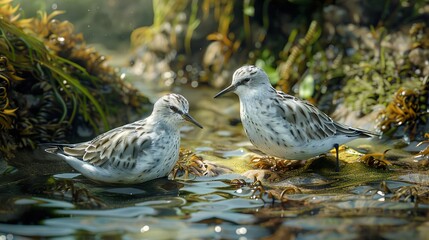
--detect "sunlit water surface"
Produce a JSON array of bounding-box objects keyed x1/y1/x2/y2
[{"x1": 0, "y1": 87, "x2": 428, "y2": 240}]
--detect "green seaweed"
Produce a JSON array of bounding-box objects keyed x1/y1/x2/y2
[
  {"x1": 0, "y1": 1, "x2": 148, "y2": 160},
  {"x1": 41, "y1": 59, "x2": 108, "y2": 130},
  {"x1": 0, "y1": 18, "x2": 109, "y2": 129}
]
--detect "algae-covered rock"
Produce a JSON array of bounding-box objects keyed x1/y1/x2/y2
[{"x1": 0, "y1": 1, "x2": 149, "y2": 161}]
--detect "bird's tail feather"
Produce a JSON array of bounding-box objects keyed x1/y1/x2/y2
[
  {"x1": 38, "y1": 142, "x2": 78, "y2": 154},
  {"x1": 334, "y1": 122, "x2": 380, "y2": 138},
  {"x1": 354, "y1": 127, "x2": 381, "y2": 138}
]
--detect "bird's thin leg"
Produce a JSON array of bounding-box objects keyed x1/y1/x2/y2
[{"x1": 334, "y1": 143, "x2": 340, "y2": 172}]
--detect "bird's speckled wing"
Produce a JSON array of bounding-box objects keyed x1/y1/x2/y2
[
  {"x1": 63, "y1": 120, "x2": 152, "y2": 170},
  {"x1": 274, "y1": 91, "x2": 372, "y2": 143}
]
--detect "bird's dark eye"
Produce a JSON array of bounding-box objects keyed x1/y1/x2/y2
[
  {"x1": 242, "y1": 78, "x2": 250, "y2": 84},
  {"x1": 170, "y1": 106, "x2": 179, "y2": 112},
  {"x1": 169, "y1": 106, "x2": 182, "y2": 114}
]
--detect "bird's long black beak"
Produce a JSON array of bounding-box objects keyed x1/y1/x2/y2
[
  {"x1": 182, "y1": 113, "x2": 203, "y2": 129},
  {"x1": 214, "y1": 84, "x2": 236, "y2": 98}
]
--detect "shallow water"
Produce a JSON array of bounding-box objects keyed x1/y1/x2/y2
[
  {"x1": 0, "y1": 170, "x2": 428, "y2": 239},
  {"x1": 0, "y1": 88, "x2": 428, "y2": 239}
]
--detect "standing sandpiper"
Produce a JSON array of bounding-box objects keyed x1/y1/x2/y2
[
  {"x1": 45, "y1": 93, "x2": 203, "y2": 184},
  {"x1": 214, "y1": 65, "x2": 378, "y2": 171}
]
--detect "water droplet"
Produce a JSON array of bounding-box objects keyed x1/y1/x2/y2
[
  {"x1": 236, "y1": 227, "x2": 247, "y2": 235},
  {"x1": 140, "y1": 225, "x2": 150, "y2": 232}
]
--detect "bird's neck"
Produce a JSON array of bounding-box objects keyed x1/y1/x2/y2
[
  {"x1": 239, "y1": 85, "x2": 277, "y2": 102},
  {"x1": 238, "y1": 86, "x2": 277, "y2": 118},
  {"x1": 149, "y1": 113, "x2": 170, "y2": 125}
]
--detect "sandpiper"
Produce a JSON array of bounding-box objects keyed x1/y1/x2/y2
[
  {"x1": 45, "y1": 93, "x2": 203, "y2": 184},
  {"x1": 214, "y1": 65, "x2": 378, "y2": 171}
]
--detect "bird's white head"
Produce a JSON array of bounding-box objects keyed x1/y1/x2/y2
[
  {"x1": 153, "y1": 93, "x2": 203, "y2": 128},
  {"x1": 214, "y1": 65, "x2": 271, "y2": 98}
]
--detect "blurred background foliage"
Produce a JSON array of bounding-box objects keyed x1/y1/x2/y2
[
  {"x1": 125, "y1": 0, "x2": 428, "y2": 144},
  {"x1": 1, "y1": 0, "x2": 428, "y2": 160}
]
